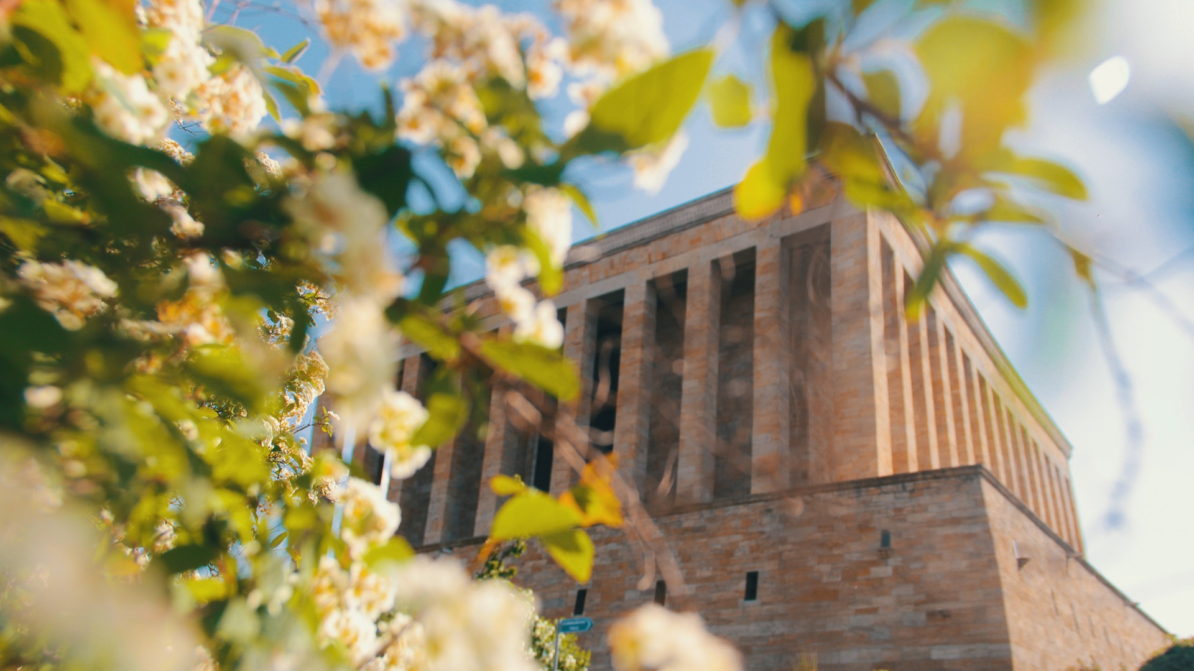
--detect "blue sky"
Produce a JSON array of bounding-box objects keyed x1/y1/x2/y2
[{"x1": 219, "y1": 0, "x2": 1194, "y2": 635}]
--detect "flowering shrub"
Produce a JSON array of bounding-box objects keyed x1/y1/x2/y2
[{"x1": 0, "y1": 0, "x2": 1084, "y2": 669}]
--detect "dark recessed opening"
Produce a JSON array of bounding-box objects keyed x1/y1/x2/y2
[
  {"x1": 531, "y1": 433, "x2": 554, "y2": 491},
  {"x1": 881, "y1": 530, "x2": 892, "y2": 549},
  {"x1": 653, "y1": 580, "x2": 667, "y2": 606},
  {"x1": 744, "y1": 571, "x2": 759, "y2": 602},
  {"x1": 573, "y1": 588, "x2": 588, "y2": 616}
]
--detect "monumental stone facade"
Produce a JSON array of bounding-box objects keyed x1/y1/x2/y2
[{"x1": 334, "y1": 184, "x2": 1168, "y2": 670}]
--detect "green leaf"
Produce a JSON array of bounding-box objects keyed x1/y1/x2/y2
[
  {"x1": 542, "y1": 529, "x2": 594, "y2": 583},
  {"x1": 818, "y1": 122, "x2": 885, "y2": 184},
  {"x1": 1068, "y1": 246, "x2": 1095, "y2": 289},
  {"x1": 12, "y1": 0, "x2": 93, "y2": 93},
  {"x1": 916, "y1": 17, "x2": 1033, "y2": 157},
  {"x1": 861, "y1": 69, "x2": 901, "y2": 120},
  {"x1": 363, "y1": 537, "x2": 415, "y2": 568},
  {"x1": 983, "y1": 152, "x2": 1087, "y2": 200},
  {"x1": 354, "y1": 144, "x2": 413, "y2": 218},
  {"x1": 957, "y1": 244, "x2": 1027, "y2": 308},
  {"x1": 203, "y1": 25, "x2": 278, "y2": 70},
  {"x1": 559, "y1": 183, "x2": 598, "y2": 229},
  {"x1": 159, "y1": 544, "x2": 218, "y2": 574},
  {"x1": 707, "y1": 74, "x2": 753, "y2": 128},
  {"x1": 582, "y1": 49, "x2": 714, "y2": 151},
  {"x1": 905, "y1": 242, "x2": 950, "y2": 320},
  {"x1": 980, "y1": 194, "x2": 1044, "y2": 225},
  {"x1": 522, "y1": 226, "x2": 563, "y2": 296},
  {"x1": 64, "y1": 0, "x2": 142, "y2": 75},
  {"x1": 397, "y1": 313, "x2": 461, "y2": 362},
  {"x1": 479, "y1": 339, "x2": 580, "y2": 402},
  {"x1": 185, "y1": 345, "x2": 270, "y2": 412},
  {"x1": 734, "y1": 159, "x2": 786, "y2": 221},
  {"x1": 491, "y1": 474, "x2": 528, "y2": 496},
  {"x1": 734, "y1": 25, "x2": 817, "y2": 221},
  {"x1": 281, "y1": 38, "x2": 310, "y2": 64},
  {"x1": 490, "y1": 490, "x2": 581, "y2": 541},
  {"x1": 409, "y1": 388, "x2": 467, "y2": 449}
]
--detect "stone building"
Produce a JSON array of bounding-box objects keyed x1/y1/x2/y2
[{"x1": 339, "y1": 183, "x2": 1169, "y2": 670}]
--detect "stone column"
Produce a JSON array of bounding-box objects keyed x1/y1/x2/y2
[
  {"x1": 952, "y1": 339, "x2": 977, "y2": 465},
  {"x1": 613, "y1": 280, "x2": 656, "y2": 496},
  {"x1": 915, "y1": 311, "x2": 941, "y2": 470},
  {"x1": 474, "y1": 328, "x2": 513, "y2": 537},
  {"x1": 829, "y1": 212, "x2": 893, "y2": 482},
  {"x1": 422, "y1": 434, "x2": 455, "y2": 546},
  {"x1": 677, "y1": 258, "x2": 720, "y2": 504},
  {"x1": 552, "y1": 300, "x2": 598, "y2": 496},
  {"x1": 751, "y1": 239, "x2": 791, "y2": 493},
  {"x1": 932, "y1": 313, "x2": 959, "y2": 467}
]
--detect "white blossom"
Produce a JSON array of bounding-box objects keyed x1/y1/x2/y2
[
  {"x1": 554, "y1": 0, "x2": 668, "y2": 82},
  {"x1": 513, "y1": 300, "x2": 564, "y2": 349},
  {"x1": 524, "y1": 186, "x2": 572, "y2": 266},
  {"x1": 18, "y1": 259, "x2": 118, "y2": 330},
  {"x1": 24, "y1": 385, "x2": 62, "y2": 409},
  {"x1": 608, "y1": 604, "x2": 742, "y2": 671},
  {"x1": 163, "y1": 202, "x2": 204, "y2": 239},
  {"x1": 318, "y1": 607, "x2": 379, "y2": 665},
  {"x1": 318, "y1": 296, "x2": 399, "y2": 421},
  {"x1": 340, "y1": 478, "x2": 401, "y2": 557},
  {"x1": 194, "y1": 64, "x2": 268, "y2": 140},
  {"x1": 87, "y1": 61, "x2": 169, "y2": 145},
  {"x1": 495, "y1": 284, "x2": 535, "y2": 324},
  {"x1": 368, "y1": 389, "x2": 433, "y2": 480},
  {"x1": 315, "y1": 0, "x2": 407, "y2": 71},
  {"x1": 485, "y1": 245, "x2": 535, "y2": 292},
  {"x1": 629, "y1": 131, "x2": 689, "y2": 195}
]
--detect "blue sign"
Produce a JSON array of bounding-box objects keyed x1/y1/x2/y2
[{"x1": 558, "y1": 617, "x2": 593, "y2": 634}]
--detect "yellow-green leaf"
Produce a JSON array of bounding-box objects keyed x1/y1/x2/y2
[
  {"x1": 734, "y1": 159, "x2": 786, "y2": 221},
  {"x1": 586, "y1": 49, "x2": 714, "y2": 150},
  {"x1": 398, "y1": 313, "x2": 461, "y2": 362},
  {"x1": 1069, "y1": 247, "x2": 1095, "y2": 289},
  {"x1": 916, "y1": 17, "x2": 1033, "y2": 156},
  {"x1": 542, "y1": 528, "x2": 594, "y2": 583},
  {"x1": 984, "y1": 152, "x2": 1087, "y2": 200},
  {"x1": 560, "y1": 183, "x2": 599, "y2": 229},
  {"x1": 767, "y1": 26, "x2": 817, "y2": 182},
  {"x1": 818, "y1": 122, "x2": 885, "y2": 184},
  {"x1": 64, "y1": 0, "x2": 142, "y2": 75},
  {"x1": 12, "y1": 0, "x2": 94, "y2": 93},
  {"x1": 184, "y1": 577, "x2": 228, "y2": 603},
  {"x1": 363, "y1": 537, "x2": 415, "y2": 568},
  {"x1": 480, "y1": 338, "x2": 580, "y2": 402},
  {"x1": 523, "y1": 226, "x2": 563, "y2": 296},
  {"x1": 707, "y1": 74, "x2": 753, "y2": 128},
  {"x1": 490, "y1": 490, "x2": 581, "y2": 541},
  {"x1": 409, "y1": 390, "x2": 468, "y2": 449},
  {"x1": 861, "y1": 69, "x2": 901, "y2": 120},
  {"x1": 957, "y1": 244, "x2": 1027, "y2": 308},
  {"x1": 491, "y1": 474, "x2": 529, "y2": 496}
]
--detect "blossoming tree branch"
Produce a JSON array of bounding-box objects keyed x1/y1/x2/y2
[{"x1": 0, "y1": 0, "x2": 1086, "y2": 669}]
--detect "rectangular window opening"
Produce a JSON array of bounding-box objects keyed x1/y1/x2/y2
[
  {"x1": 744, "y1": 571, "x2": 759, "y2": 602},
  {"x1": 573, "y1": 588, "x2": 588, "y2": 616},
  {"x1": 653, "y1": 580, "x2": 667, "y2": 606}
]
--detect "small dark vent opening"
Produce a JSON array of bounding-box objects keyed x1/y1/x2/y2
[
  {"x1": 881, "y1": 530, "x2": 892, "y2": 549},
  {"x1": 744, "y1": 571, "x2": 759, "y2": 602},
  {"x1": 653, "y1": 580, "x2": 667, "y2": 606},
  {"x1": 573, "y1": 588, "x2": 588, "y2": 616}
]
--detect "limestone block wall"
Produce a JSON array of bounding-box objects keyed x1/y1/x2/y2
[{"x1": 428, "y1": 467, "x2": 1163, "y2": 671}]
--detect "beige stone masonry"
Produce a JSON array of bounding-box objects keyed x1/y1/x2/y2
[
  {"x1": 751, "y1": 239, "x2": 792, "y2": 492},
  {"x1": 613, "y1": 280, "x2": 656, "y2": 494},
  {"x1": 676, "y1": 258, "x2": 721, "y2": 503}
]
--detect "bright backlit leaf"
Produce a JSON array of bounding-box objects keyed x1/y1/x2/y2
[
  {"x1": 491, "y1": 474, "x2": 529, "y2": 496},
  {"x1": 409, "y1": 389, "x2": 468, "y2": 450},
  {"x1": 480, "y1": 339, "x2": 580, "y2": 402},
  {"x1": 398, "y1": 312, "x2": 461, "y2": 363},
  {"x1": 490, "y1": 489, "x2": 582, "y2": 541},
  {"x1": 542, "y1": 528, "x2": 595, "y2": 583},
  {"x1": 982, "y1": 151, "x2": 1088, "y2": 200},
  {"x1": 862, "y1": 69, "x2": 902, "y2": 120},
  {"x1": 64, "y1": 0, "x2": 142, "y2": 75},
  {"x1": 707, "y1": 74, "x2": 754, "y2": 128},
  {"x1": 363, "y1": 537, "x2": 415, "y2": 568},
  {"x1": 12, "y1": 0, "x2": 93, "y2": 93},
  {"x1": 957, "y1": 244, "x2": 1027, "y2": 308},
  {"x1": 584, "y1": 49, "x2": 714, "y2": 151}
]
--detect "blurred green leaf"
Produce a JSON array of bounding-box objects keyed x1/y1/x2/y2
[
  {"x1": 355, "y1": 144, "x2": 413, "y2": 218},
  {"x1": 480, "y1": 339, "x2": 580, "y2": 402},
  {"x1": 862, "y1": 69, "x2": 901, "y2": 120},
  {"x1": 982, "y1": 151, "x2": 1087, "y2": 200},
  {"x1": 916, "y1": 17, "x2": 1033, "y2": 157},
  {"x1": 185, "y1": 345, "x2": 270, "y2": 412},
  {"x1": 64, "y1": 0, "x2": 142, "y2": 75},
  {"x1": 491, "y1": 489, "x2": 581, "y2": 541},
  {"x1": 734, "y1": 25, "x2": 816, "y2": 221},
  {"x1": 957, "y1": 243, "x2": 1027, "y2": 308},
  {"x1": 398, "y1": 312, "x2": 460, "y2": 362},
  {"x1": 1069, "y1": 246, "x2": 1095, "y2": 289},
  {"x1": 707, "y1": 74, "x2": 753, "y2": 128},
  {"x1": 363, "y1": 537, "x2": 415, "y2": 568},
  {"x1": 281, "y1": 38, "x2": 310, "y2": 64},
  {"x1": 580, "y1": 48, "x2": 714, "y2": 151},
  {"x1": 159, "y1": 544, "x2": 218, "y2": 574},
  {"x1": 560, "y1": 183, "x2": 598, "y2": 229},
  {"x1": 541, "y1": 529, "x2": 594, "y2": 583},
  {"x1": 523, "y1": 227, "x2": 563, "y2": 296},
  {"x1": 12, "y1": 0, "x2": 93, "y2": 93},
  {"x1": 980, "y1": 194, "x2": 1044, "y2": 224},
  {"x1": 409, "y1": 374, "x2": 468, "y2": 449}
]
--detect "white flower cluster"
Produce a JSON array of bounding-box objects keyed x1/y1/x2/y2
[
  {"x1": 554, "y1": 0, "x2": 668, "y2": 82},
  {"x1": 608, "y1": 604, "x2": 742, "y2": 671},
  {"x1": 145, "y1": 0, "x2": 213, "y2": 101},
  {"x1": 396, "y1": 61, "x2": 492, "y2": 179},
  {"x1": 87, "y1": 60, "x2": 170, "y2": 145},
  {"x1": 388, "y1": 557, "x2": 539, "y2": 671},
  {"x1": 315, "y1": 0, "x2": 406, "y2": 71},
  {"x1": 193, "y1": 64, "x2": 269, "y2": 140},
  {"x1": 340, "y1": 478, "x2": 401, "y2": 556},
  {"x1": 17, "y1": 259, "x2": 118, "y2": 330},
  {"x1": 368, "y1": 389, "x2": 432, "y2": 480}
]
